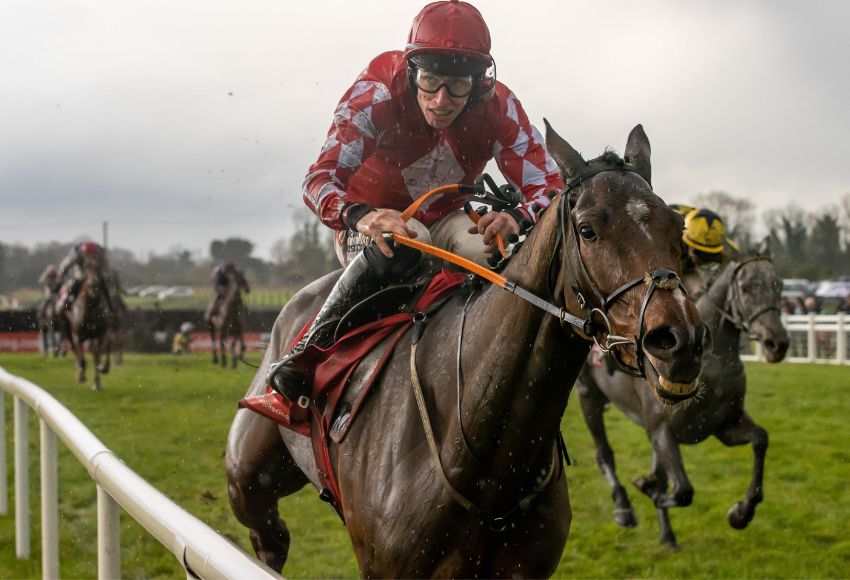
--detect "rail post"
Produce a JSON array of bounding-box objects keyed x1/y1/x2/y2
[
  {"x1": 14, "y1": 396, "x2": 31, "y2": 558},
  {"x1": 97, "y1": 485, "x2": 121, "y2": 579},
  {"x1": 838, "y1": 313, "x2": 846, "y2": 365},
  {"x1": 41, "y1": 420, "x2": 60, "y2": 579},
  {"x1": 0, "y1": 389, "x2": 7, "y2": 515},
  {"x1": 807, "y1": 312, "x2": 817, "y2": 362}
]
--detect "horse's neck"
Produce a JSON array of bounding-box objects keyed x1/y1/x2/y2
[
  {"x1": 698, "y1": 265, "x2": 742, "y2": 358},
  {"x1": 456, "y1": 205, "x2": 585, "y2": 465}
]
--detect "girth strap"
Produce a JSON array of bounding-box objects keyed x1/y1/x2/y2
[{"x1": 409, "y1": 314, "x2": 562, "y2": 532}]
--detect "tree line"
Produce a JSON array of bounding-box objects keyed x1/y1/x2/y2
[
  {"x1": 0, "y1": 212, "x2": 338, "y2": 293},
  {"x1": 692, "y1": 191, "x2": 850, "y2": 280},
  {"x1": 2, "y1": 192, "x2": 849, "y2": 294}
]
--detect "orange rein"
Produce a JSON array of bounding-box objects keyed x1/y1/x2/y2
[{"x1": 392, "y1": 183, "x2": 510, "y2": 286}]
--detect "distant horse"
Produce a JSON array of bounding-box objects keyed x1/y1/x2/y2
[
  {"x1": 226, "y1": 123, "x2": 710, "y2": 577},
  {"x1": 104, "y1": 268, "x2": 127, "y2": 365},
  {"x1": 37, "y1": 293, "x2": 63, "y2": 357},
  {"x1": 576, "y1": 242, "x2": 789, "y2": 548},
  {"x1": 57, "y1": 266, "x2": 112, "y2": 391},
  {"x1": 205, "y1": 270, "x2": 248, "y2": 368}
]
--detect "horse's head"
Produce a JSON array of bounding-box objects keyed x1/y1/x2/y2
[
  {"x1": 545, "y1": 121, "x2": 708, "y2": 403},
  {"x1": 718, "y1": 241, "x2": 789, "y2": 363}
]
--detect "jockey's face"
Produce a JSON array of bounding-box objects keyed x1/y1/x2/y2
[{"x1": 416, "y1": 71, "x2": 470, "y2": 129}]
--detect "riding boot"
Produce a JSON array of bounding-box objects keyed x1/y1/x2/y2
[{"x1": 267, "y1": 236, "x2": 422, "y2": 403}]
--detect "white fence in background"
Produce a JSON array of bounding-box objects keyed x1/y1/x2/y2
[
  {"x1": 741, "y1": 313, "x2": 849, "y2": 365},
  {"x1": 0, "y1": 367, "x2": 280, "y2": 580}
]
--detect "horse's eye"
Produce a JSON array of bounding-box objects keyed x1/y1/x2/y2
[{"x1": 579, "y1": 224, "x2": 598, "y2": 241}]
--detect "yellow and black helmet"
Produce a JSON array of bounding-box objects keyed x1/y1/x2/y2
[
  {"x1": 683, "y1": 208, "x2": 726, "y2": 254},
  {"x1": 668, "y1": 203, "x2": 695, "y2": 217}
]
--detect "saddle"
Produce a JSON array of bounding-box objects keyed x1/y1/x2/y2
[{"x1": 238, "y1": 269, "x2": 467, "y2": 517}]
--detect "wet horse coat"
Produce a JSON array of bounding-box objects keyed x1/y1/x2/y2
[
  {"x1": 226, "y1": 124, "x2": 708, "y2": 577},
  {"x1": 577, "y1": 247, "x2": 789, "y2": 547}
]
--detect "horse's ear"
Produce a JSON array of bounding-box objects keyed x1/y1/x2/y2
[
  {"x1": 757, "y1": 236, "x2": 771, "y2": 257},
  {"x1": 544, "y1": 118, "x2": 586, "y2": 179},
  {"x1": 624, "y1": 124, "x2": 652, "y2": 184}
]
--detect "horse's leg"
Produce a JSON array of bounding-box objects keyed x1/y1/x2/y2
[
  {"x1": 99, "y1": 332, "x2": 111, "y2": 375},
  {"x1": 209, "y1": 322, "x2": 219, "y2": 364},
  {"x1": 714, "y1": 412, "x2": 768, "y2": 529},
  {"x1": 70, "y1": 334, "x2": 86, "y2": 383},
  {"x1": 634, "y1": 428, "x2": 691, "y2": 548},
  {"x1": 219, "y1": 328, "x2": 228, "y2": 368},
  {"x1": 226, "y1": 412, "x2": 308, "y2": 573},
  {"x1": 577, "y1": 371, "x2": 637, "y2": 527},
  {"x1": 90, "y1": 338, "x2": 102, "y2": 391}
]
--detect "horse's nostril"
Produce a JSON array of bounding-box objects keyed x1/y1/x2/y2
[
  {"x1": 764, "y1": 340, "x2": 776, "y2": 352},
  {"x1": 644, "y1": 326, "x2": 678, "y2": 353}
]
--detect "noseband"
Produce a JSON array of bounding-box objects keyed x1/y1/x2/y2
[
  {"x1": 718, "y1": 256, "x2": 780, "y2": 335},
  {"x1": 552, "y1": 167, "x2": 685, "y2": 377}
]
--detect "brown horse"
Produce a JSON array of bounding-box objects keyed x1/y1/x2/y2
[
  {"x1": 57, "y1": 265, "x2": 112, "y2": 391},
  {"x1": 226, "y1": 123, "x2": 709, "y2": 577},
  {"x1": 576, "y1": 241, "x2": 789, "y2": 548},
  {"x1": 206, "y1": 270, "x2": 248, "y2": 368}
]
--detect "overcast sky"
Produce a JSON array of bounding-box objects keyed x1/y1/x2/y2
[{"x1": 2, "y1": 0, "x2": 848, "y2": 260}]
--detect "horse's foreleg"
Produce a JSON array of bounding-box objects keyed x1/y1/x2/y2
[
  {"x1": 219, "y1": 331, "x2": 228, "y2": 367},
  {"x1": 226, "y1": 411, "x2": 308, "y2": 573},
  {"x1": 577, "y1": 375, "x2": 637, "y2": 527},
  {"x1": 90, "y1": 339, "x2": 102, "y2": 391},
  {"x1": 69, "y1": 334, "x2": 86, "y2": 383},
  {"x1": 209, "y1": 324, "x2": 219, "y2": 364},
  {"x1": 715, "y1": 412, "x2": 768, "y2": 529},
  {"x1": 99, "y1": 334, "x2": 112, "y2": 375},
  {"x1": 635, "y1": 429, "x2": 691, "y2": 548}
]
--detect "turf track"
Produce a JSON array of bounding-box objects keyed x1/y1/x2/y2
[{"x1": 0, "y1": 353, "x2": 848, "y2": 578}]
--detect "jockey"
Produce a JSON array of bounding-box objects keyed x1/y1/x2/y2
[
  {"x1": 208, "y1": 259, "x2": 250, "y2": 318},
  {"x1": 38, "y1": 264, "x2": 62, "y2": 299},
  {"x1": 267, "y1": 0, "x2": 564, "y2": 402},
  {"x1": 677, "y1": 207, "x2": 738, "y2": 297},
  {"x1": 57, "y1": 241, "x2": 114, "y2": 311},
  {"x1": 211, "y1": 259, "x2": 250, "y2": 297}
]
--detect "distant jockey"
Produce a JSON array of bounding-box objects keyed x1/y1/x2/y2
[
  {"x1": 57, "y1": 241, "x2": 114, "y2": 312},
  {"x1": 207, "y1": 260, "x2": 250, "y2": 318},
  {"x1": 38, "y1": 264, "x2": 62, "y2": 299},
  {"x1": 672, "y1": 206, "x2": 739, "y2": 298}
]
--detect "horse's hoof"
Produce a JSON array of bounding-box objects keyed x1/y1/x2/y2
[
  {"x1": 727, "y1": 501, "x2": 752, "y2": 529},
  {"x1": 662, "y1": 539, "x2": 680, "y2": 551},
  {"x1": 92, "y1": 382, "x2": 101, "y2": 392},
  {"x1": 614, "y1": 507, "x2": 638, "y2": 528},
  {"x1": 249, "y1": 524, "x2": 289, "y2": 573},
  {"x1": 633, "y1": 475, "x2": 658, "y2": 497},
  {"x1": 99, "y1": 366, "x2": 110, "y2": 375}
]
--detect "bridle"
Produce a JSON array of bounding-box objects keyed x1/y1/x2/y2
[
  {"x1": 717, "y1": 256, "x2": 780, "y2": 335},
  {"x1": 551, "y1": 166, "x2": 686, "y2": 377}
]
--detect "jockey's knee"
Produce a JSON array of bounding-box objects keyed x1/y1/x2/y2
[{"x1": 363, "y1": 235, "x2": 423, "y2": 279}]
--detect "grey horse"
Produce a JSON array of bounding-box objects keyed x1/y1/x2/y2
[{"x1": 576, "y1": 242, "x2": 789, "y2": 548}]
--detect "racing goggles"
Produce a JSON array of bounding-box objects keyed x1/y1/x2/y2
[{"x1": 414, "y1": 69, "x2": 475, "y2": 98}]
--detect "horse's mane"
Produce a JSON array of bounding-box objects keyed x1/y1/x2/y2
[{"x1": 583, "y1": 149, "x2": 628, "y2": 173}]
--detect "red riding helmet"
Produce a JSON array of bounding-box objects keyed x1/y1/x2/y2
[
  {"x1": 404, "y1": 1, "x2": 493, "y2": 66},
  {"x1": 79, "y1": 241, "x2": 103, "y2": 256}
]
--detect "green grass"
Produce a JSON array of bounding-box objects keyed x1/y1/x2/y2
[{"x1": 1, "y1": 355, "x2": 849, "y2": 578}]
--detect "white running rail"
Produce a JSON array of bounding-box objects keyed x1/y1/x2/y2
[
  {"x1": 0, "y1": 366, "x2": 280, "y2": 579},
  {"x1": 740, "y1": 313, "x2": 849, "y2": 365}
]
